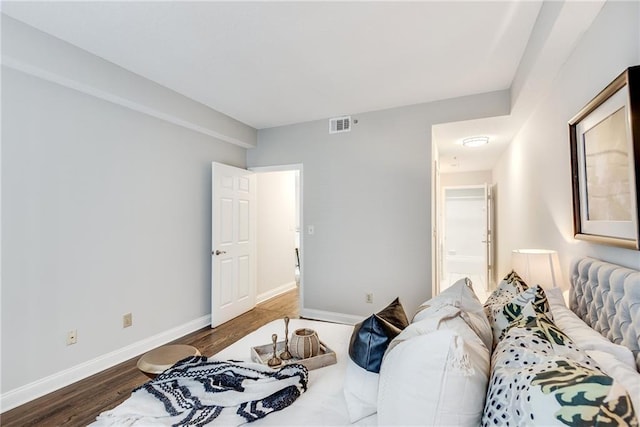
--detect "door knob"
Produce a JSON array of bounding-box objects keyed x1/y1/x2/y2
[{"x1": 213, "y1": 250, "x2": 227, "y2": 256}]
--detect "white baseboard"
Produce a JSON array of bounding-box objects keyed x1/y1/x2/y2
[
  {"x1": 1, "y1": 314, "x2": 211, "y2": 413},
  {"x1": 300, "y1": 308, "x2": 363, "y2": 325},
  {"x1": 256, "y1": 281, "x2": 297, "y2": 304}
]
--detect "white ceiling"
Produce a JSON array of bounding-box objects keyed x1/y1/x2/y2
[
  {"x1": 434, "y1": 115, "x2": 514, "y2": 173},
  {"x1": 2, "y1": 1, "x2": 545, "y2": 172}
]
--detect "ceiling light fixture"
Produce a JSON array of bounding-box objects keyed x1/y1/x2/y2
[{"x1": 461, "y1": 136, "x2": 489, "y2": 147}]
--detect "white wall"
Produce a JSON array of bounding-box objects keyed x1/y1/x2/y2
[
  {"x1": 256, "y1": 171, "x2": 297, "y2": 299},
  {"x1": 443, "y1": 188, "x2": 486, "y2": 262},
  {"x1": 1, "y1": 18, "x2": 251, "y2": 407},
  {"x1": 440, "y1": 170, "x2": 492, "y2": 188},
  {"x1": 493, "y1": 1, "x2": 640, "y2": 285},
  {"x1": 248, "y1": 90, "x2": 510, "y2": 321}
]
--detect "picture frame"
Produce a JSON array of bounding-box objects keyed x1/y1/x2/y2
[{"x1": 569, "y1": 65, "x2": 640, "y2": 250}]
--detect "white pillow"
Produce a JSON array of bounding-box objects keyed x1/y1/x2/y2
[
  {"x1": 343, "y1": 358, "x2": 378, "y2": 423},
  {"x1": 414, "y1": 277, "x2": 493, "y2": 351},
  {"x1": 387, "y1": 304, "x2": 460, "y2": 356},
  {"x1": 344, "y1": 304, "x2": 484, "y2": 424},
  {"x1": 378, "y1": 329, "x2": 489, "y2": 426},
  {"x1": 586, "y1": 350, "x2": 640, "y2": 414},
  {"x1": 387, "y1": 305, "x2": 487, "y2": 357},
  {"x1": 545, "y1": 287, "x2": 569, "y2": 308},
  {"x1": 549, "y1": 297, "x2": 636, "y2": 369}
]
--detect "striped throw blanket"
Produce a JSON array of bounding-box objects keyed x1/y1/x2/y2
[{"x1": 93, "y1": 357, "x2": 308, "y2": 426}]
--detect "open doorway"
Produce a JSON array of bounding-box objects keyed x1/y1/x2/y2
[
  {"x1": 251, "y1": 165, "x2": 303, "y2": 311},
  {"x1": 439, "y1": 184, "x2": 493, "y2": 302}
]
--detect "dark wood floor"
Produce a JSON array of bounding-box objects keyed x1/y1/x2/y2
[{"x1": 1, "y1": 289, "x2": 299, "y2": 426}]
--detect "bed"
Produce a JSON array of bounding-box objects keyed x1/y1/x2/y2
[{"x1": 93, "y1": 257, "x2": 640, "y2": 426}]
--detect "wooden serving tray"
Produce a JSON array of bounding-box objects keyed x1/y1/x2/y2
[{"x1": 251, "y1": 340, "x2": 337, "y2": 370}]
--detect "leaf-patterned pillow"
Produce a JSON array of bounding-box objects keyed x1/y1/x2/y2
[
  {"x1": 498, "y1": 302, "x2": 594, "y2": 368},
  {"x1": 484, "y1": 284, "x2": 550, "y2": 348},
  {"x1": 483, "y1": 271, "x2": 529, "y2": 316},
  {"x1": 483, "y1": 306, "x2": 637, "y2": 426},
  {"x1": 484, "y1": 355, "x2": 637, "y2": 426}
]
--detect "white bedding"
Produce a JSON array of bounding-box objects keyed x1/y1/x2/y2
[
  {"x1": 92, "y1": 318, "x2": 370, "y2": 426},
  {"x1": 212, "y1": 318, "x2": 374, "y2": 426},
  {"x1": 93, "y1": 257, "x2": 640, "y2": 426}
]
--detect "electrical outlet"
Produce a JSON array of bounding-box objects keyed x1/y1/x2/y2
[
  {"x1": 67, "y1": 329, "x2": 77, "y2": 345},
  {"x1": 366, "y1": 293, "x2": 374, "y2": 304},
  {"x1": 123, "y1": 313, "x2": 133, "y2": 328}
]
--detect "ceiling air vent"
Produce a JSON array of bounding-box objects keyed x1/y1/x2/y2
[{"x1": 329, "y1": 116, "x2": 351, "y2": 134}]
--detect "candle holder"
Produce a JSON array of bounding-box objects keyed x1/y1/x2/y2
[
  {"x1": 280, "y1": 316, "x2": 293, "y2": 360},
  {"x1": 289, "y1": 328, "x2": 320, "y2": 359},
  {"x1": 267, "y1": 334, "x2": 282, "y2": 367}
]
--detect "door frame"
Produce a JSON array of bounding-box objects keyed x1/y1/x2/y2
[
  {"x1": 250, "y1": 164, "x2": 304, "y2": 315},
  {"x1": 431, "y1": 154, "x2": 440, "y2": 304}
]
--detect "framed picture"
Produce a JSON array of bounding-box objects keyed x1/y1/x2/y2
[{"x1": 569, "y1": 66, "x2": 640, "y2": 250}]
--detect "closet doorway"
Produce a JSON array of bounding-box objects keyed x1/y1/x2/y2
[{"x1": 440, "y1": 184, "x2": 493, "y2": 302}]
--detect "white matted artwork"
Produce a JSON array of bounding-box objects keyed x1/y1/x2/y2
[{"x1": 569, "y1": 66, "x2": 640, "y2": 250}]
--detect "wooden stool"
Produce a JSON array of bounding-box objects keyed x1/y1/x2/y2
[{"x1": 137, "y1": 344, "x2": 201, "y2": 378}]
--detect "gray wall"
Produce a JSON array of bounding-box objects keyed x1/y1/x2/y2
[
  {"x1": 493, "y1": 1, "x2": 640, "y2": 284},
  {"x1": 1, "y1": 18, "x2": 251, "y2": 403},
  {"x1": 248, "y1": 91, "x2": 509, "y2": 321}
]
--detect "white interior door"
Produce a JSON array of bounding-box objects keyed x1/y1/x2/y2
[{"x1": 211, "y1": 162, "x2": 256, "y2": 327}]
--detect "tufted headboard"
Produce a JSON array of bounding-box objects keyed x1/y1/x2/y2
[{"x1": 569, "y1": 257, "x2": 640, "y2": 370}]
